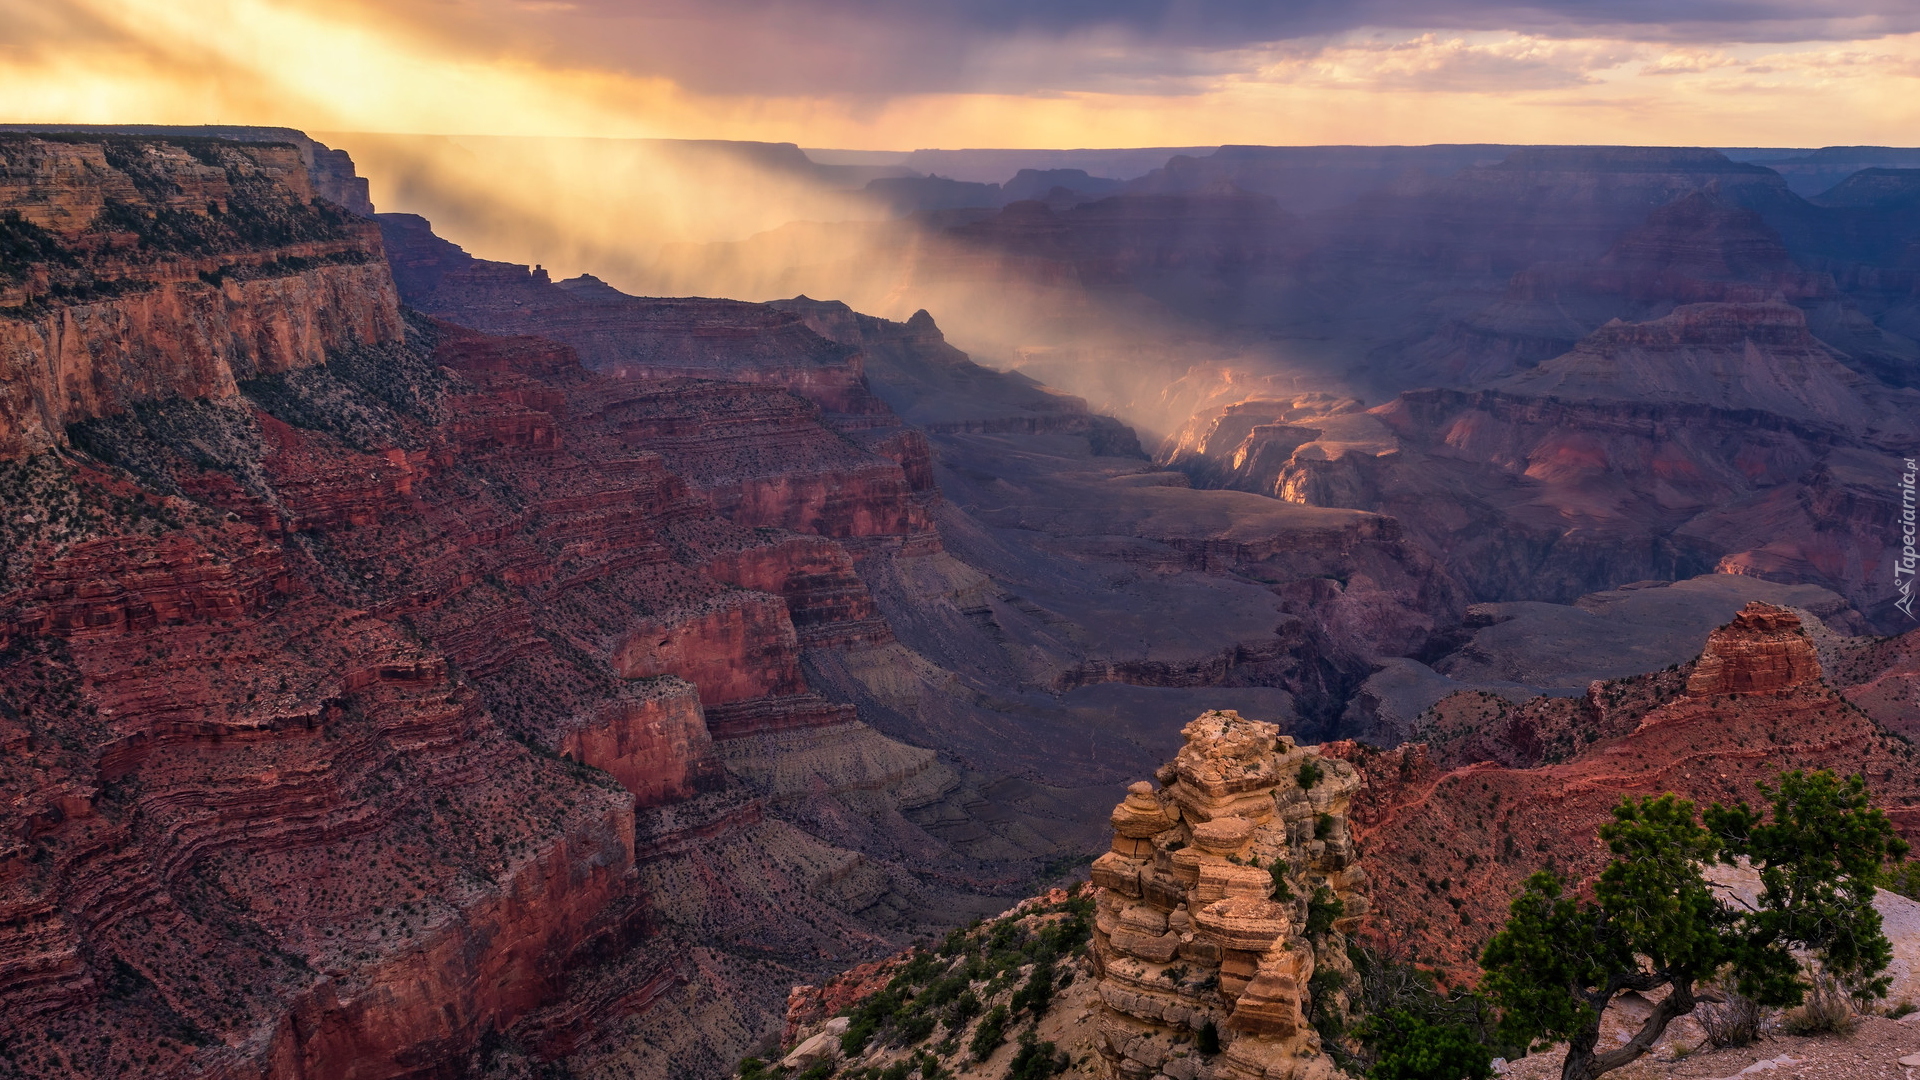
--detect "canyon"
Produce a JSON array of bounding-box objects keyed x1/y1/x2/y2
[
  {"x1": 6, "y1": 126, "x2": 1920, "y2": 1080},
  {"x1": 632, "y1": 147, "x2": 1920, "y2": 636},
  {"x1": 0, "y1": 132, "x2": 1454, "y2": 1080},
  {"x1": 771, "y1": 711, "x2": 1371, "y2": 1080}
]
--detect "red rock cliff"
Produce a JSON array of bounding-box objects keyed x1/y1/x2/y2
[{"x1": 0, "y1": 136, "x2": 402, "y2": 458}]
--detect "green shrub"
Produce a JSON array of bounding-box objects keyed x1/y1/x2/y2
[
  {"x1": 1011, "y1": 958, "x2": 1056, "y2": 1016},
  {"x1": 1356, "y1": 1009, "x2": 1493, "y2": 1080},
  {"x1": 0, "y1": 211, "x2": 71, "y2": 281},
  {"x1": 842, "y1": 990, "x2": 900, "y2": 1055},
  {"x1": 1270, "y1": 864, "x2": 1294, "y2": 902},
  {"x1": 1006, "y1": 1031, "x2": 1067, "y2": 1080},
  {"x1": 1298, "y1": 760, "x2": 1325, "y2": 789},
  {"x1": 1306, "y1": 887, "x2": 1345, "y2": 937},
  {"x1": 890, "y1": 952, "x2": 940, "y2": 991},
  {"x1": 968, "y1": 1005, "x2": 1009, "y2": 1061},
  {"x1": 945, "y1": 990, "x2": 981, "y2": 1031},
  {"x1": 895, "y1": 1007, "x2": 938, "y2": 1045},
  {"x1": 1882, "y1": 859, "x2": 1920, "y2": 902},
  {"x1": 919, "y1": 973, "x2": 969, "y2": 1011}
]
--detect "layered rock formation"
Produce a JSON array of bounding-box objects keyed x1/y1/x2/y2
[
  {"x1": 384, "y1": 210, "x2": 1466, "y2": 770},
  {"x1": 0, "y1": 135, "x2": 1022, "y2": 1080},
  {"x1": 628, "y1": 143, "x2": 1920, "y2": 642},
  {"x1": 0, "y1": 306, "x2": 993, "y2": 1077},
  {"x1": 0, "y1": 134, "x2": 400, "y2": 457},
  {"x1": 1318, "y1": 147, "x2": 1805, "y2": 276},
  {"x1": 1335, "y1": 603, "x2": 1920, "y2": 976},
  {"x1": 1089, "y1": 711, "x2": 1367, "y2": 1080},
  {"x1": 36, "y1": 127, "x2": 1920, "y2": 1078},
  {"x1": 0, "y1": 124, "x2": 378, "y2": 216},
  {"x1": 1684, "y1": 601, "x2": 1822, "y2": 694},
  {"x1": 1387, "y1": 190, "x2": 1846, "y2": 388},
  {"x1": 1491, "y1": 301, "x2": 1910, "y2": 431},
  {"x1": 1165, "y1": 298, "x2": 1920, "y2": 626}
]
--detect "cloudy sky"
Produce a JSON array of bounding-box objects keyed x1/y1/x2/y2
[{"x1": 4, "y1": 0, "x2": 1920, "y2": 147}]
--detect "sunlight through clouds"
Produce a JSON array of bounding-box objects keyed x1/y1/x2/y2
[{"x1": 3, "y1": 0, "x2": 1920, "y2": 148}]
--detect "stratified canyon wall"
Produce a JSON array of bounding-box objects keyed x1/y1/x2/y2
[
  {"x1": 377, "y1": 208, "x2": 1467, "y2": 764},
  {"x1": 0, "y1": 134, "x2": 401, "y2": 457},
  {"x1": 1151, "y1": 154, "x2": 1920, "y2": 627},
  {"x1": 13, "y1": 131, "x2": 1920, "y2": 1080},
  {"x1": 0, "y1": 131, "x2": 1471, "y2": 1080},
  {"x1": 0, "y1": 134, "x2": 986, "y2": 1080},
  {"x1": 648, "y1": 145, "x2": 1920, "y2": 631},
  {"x1": 1088, "y1": 712, "x2": 1367, "y2": 1080}
]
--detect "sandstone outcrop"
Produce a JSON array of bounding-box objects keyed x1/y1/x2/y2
[
  {"x1": 757, "y1": 713, "x2": 1377, "y2": 1080},
  {"x1": 1684, "y1": 601, "x2": 1823, "y2": 695},
  {"x1": 0, "y1": 135, "x2": 402, "y2": 458},
  {"x1": 1090, "y1": 711, "x2": 1368, "y2": 1080}
]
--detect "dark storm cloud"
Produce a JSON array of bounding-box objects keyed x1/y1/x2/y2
[
  {"x1": 506, "y1": 0, "x2": 1920, "y2": 95},
  {"x1": 667, "y1": 0, "x2": 1920, "y2": 42}
]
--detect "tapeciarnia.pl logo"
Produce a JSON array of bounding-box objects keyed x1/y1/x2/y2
[{"x1": 1900, "y1": 457, "x2": 1919, "y2": 620}]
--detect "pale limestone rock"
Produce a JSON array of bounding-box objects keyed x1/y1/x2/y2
[
  {"x1": 1115, "y1": 781, "x2": 1178, "y2": 839},
  {"x1": 1092, "y1": 710, "x2": 1370, "y2": 1080},
  {"x1": 780, "y1": 1016, "x2": 850, "y2": 1069}
]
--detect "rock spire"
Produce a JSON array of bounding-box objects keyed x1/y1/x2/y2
[{"x1": 1091, "y1": 710, "x2": 1370, "y2": 1080}]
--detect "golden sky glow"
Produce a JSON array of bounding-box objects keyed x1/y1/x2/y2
[{"x1": 4, "y1": 0, "x2": 1920, "y2": 149}]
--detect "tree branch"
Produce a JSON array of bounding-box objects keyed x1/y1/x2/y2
[{"x1": 1590, "y1": 980, "x2": 1695, "y2": 1074}]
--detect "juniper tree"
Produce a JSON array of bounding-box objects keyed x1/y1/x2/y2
[{"x1": 1480, "y1": 771, "x2": 1906, "y2": 1080}]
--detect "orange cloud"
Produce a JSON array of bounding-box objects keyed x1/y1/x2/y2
[{"x1": 3, "y1": 0, "x2": 1919, "y2": 152}]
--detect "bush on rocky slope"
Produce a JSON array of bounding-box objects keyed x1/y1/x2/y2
[
  {"x1": 1481, "y1": 770, "x2": 1908, "y2": 1080},
  {"x1": 756, "y1": 890, "x2": 1093, "y2": 1080}
]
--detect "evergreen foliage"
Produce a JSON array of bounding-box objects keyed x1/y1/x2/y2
[
  {"x1": 1355, "y1": 1009, "x2": 1493, "y2": 1080},
  {"x1": 1481, "y1": 771, "x2": 1906, "y2": 1080}
]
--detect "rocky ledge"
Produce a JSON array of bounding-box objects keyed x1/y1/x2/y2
[{"x1": 766, "y1": 711, "x2": 1369, "y2": 1080}]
